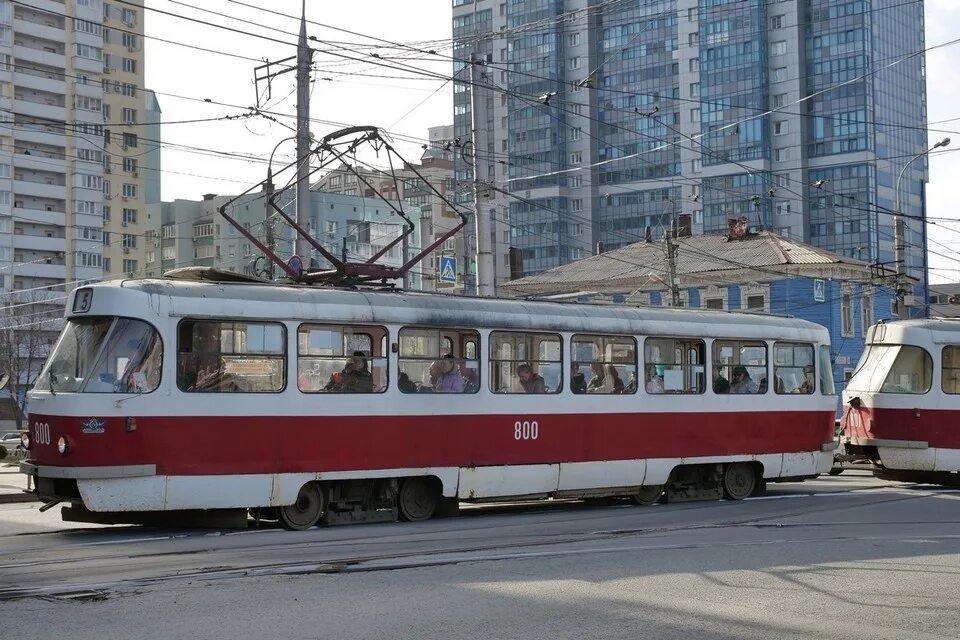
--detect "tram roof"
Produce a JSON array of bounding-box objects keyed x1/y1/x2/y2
[{"x1": 80, "y1": 278, "x2": 829, "y2": 341}]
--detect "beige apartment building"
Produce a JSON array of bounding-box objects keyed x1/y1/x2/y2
[{"x1": 101, "y1": 0, "x2": 145, "y2": 278}]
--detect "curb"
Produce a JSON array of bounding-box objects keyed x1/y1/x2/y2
[{"x1": 0, "y1": 492, "x2": 38, "y2": 505}]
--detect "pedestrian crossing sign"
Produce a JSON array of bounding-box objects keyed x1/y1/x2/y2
[
  {"x1": 814, "y1": 278, "x2": 825, "y2": 302},
  {"x1": 439, "y1": 255, "x2": 457, "y2": 284}
]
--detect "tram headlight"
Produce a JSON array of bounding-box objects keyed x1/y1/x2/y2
[
  {"x1": 57, "y1": 436, "x2": 69, "y2": 455},
  {"x1": 20, "y1": 432, "x2": 30, "y2": 450}
]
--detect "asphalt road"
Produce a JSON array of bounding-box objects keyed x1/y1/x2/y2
[{"x1": 1, "y1": 473, "x2": 958, "y2": 640}]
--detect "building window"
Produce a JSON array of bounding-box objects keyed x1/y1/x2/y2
[
  {"x1": 689, "y1": 58, "x2": 699, "y2": 72},
  {"x1": 691, "y1": 107, "x2": 700, "y2": 122},
  {"x1": 689, "y1": 82, "x2": 700, "y2": 97},
  {"x1": 746, "y1": 295, "x2": 765, "y2": 310},
  {"x1": 122, "y1": 183, "x2": 137, "y2": 198},
  {"x1": 861, "y1": 291, "x2": 873, "y2": 334},
  {"x1": 122, "y1": 259, "x2": 137, "y2": 273},
  {"x1": 193, "y1": 223, "x2": 214, "y2": 238},
  {"x1": 771, "y1": 15, "x2": 784, "y2": 29},
  {"x1": 771, "y1": 67, "x2": 787, "y2": 82},
  {"x1": 770, "y1": 41, "x2": 786, "y2": 56},
  {"x1": 568, "y1": 33, "x2": 579, "y2": 47},
  {"x1": 122, "y1": 208, "x2": 137, "y2": 223},
  {"x1": 705, "y1": 298, "x2": 723, "y2": 310},
  {"x1": 841, "y1": 292, "x2": 854, "y2": 337},
  {"x1": 122, "y1": 57, "x2": 136, "y2": 73},
  {"x1": 121, "y1": 108, "x2": 137, "y2": 123},
  {"x1": 775, "y1": 148, "x2": 790, "y2": 162},
  {"x1": 772, "y1": 94, "x2": 787, "y2": 108},
  {"x1": 122, "y1": 157, "x2": 138, "y2": 173},
  {"x1": 568, "y1": 56, "x2": 580, "y2": 70},
  {"x1": 569, "y1": 152, "x2": 582, "y2": 164},
  {"x1": 774, "y1": 120, "x2": 789, "y2": 135},
  {"x1": 571, "y1": 199, "x2": 583, "y2": 212},
  {"x1": 572, "y1": 223, "x2": 583, "y2": 236},
  {"x1": 121, "y1": 233, "x2": 137, "y2": 249},
  {"x1": 122, "y1": 132, "x2": 138, "y2": 148}
]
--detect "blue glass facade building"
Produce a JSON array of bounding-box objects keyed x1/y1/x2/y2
[{"x1": 452, "y1": 0, "x2": 928, "y2": 306}]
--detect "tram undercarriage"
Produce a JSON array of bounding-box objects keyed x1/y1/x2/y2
[{"x1": 43, "y1": 461, "x2": 802, "y2": 530}]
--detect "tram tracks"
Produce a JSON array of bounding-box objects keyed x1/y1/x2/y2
[{"x1": 2, "y1": 484, "x2": 958, "y2": 601}]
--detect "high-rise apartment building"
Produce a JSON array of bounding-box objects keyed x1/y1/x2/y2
[
  {"x1": 0, "y1": 0, "x2": 109, "y2": 383},
  {"x1": 101, "y1": 0, "x2": 146, "y2": 279},
  {"x1": 453, "y1": 0, "x2": 928, "y2": 309}
]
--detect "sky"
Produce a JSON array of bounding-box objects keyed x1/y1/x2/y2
[{"x1": 144, "y1": 0, "x2": 960, "y2": 283}]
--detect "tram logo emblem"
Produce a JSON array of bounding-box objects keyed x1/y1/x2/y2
[{"x1": 81, "y1": 418, "x2": 106, "y2": 434}]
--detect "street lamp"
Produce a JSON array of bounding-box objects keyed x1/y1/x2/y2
[{"x1": 893, "y1": 137, "x2": 950, "y2": 319}]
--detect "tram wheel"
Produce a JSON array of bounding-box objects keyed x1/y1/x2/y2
[
  {"x1": 631, "y1": 484, "x2": 664, "y2": 505},
  {"x1": 398, "y1": 476, "x2": 440, "y2": 522},
  {"x1": 722, "y1": 463, "x2": 756, "y2": 501},
  {"x1": 279, "y1": 482, "x2": 325, "y2": 531},
  {"x1": 828, "y1": 468, "x2": 845, "y2": 476}
]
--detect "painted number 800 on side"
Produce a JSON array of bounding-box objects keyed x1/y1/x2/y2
[{"x1": 513, "y1": 420, "x2": 539, "y2": 440}]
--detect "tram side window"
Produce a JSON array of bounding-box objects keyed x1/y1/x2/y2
[
  {"x1": 490, "y1": 331, "x2": 562, "y2": 394},
  {"x1": 880, "y1": 345, "x2": 932, "y2": 394},
  {"x1": 398, "y1": 327, "x2": 480, "y2": 394},
  {"x1": 943, "y1": 346, "x2": 960, "y2": 394},
  {"x1": 712, "y1": 340, "x2": 767, "y2": 394},
  {"x1": 297, "y1": 324, "x2": 387, "y2": 394},
  {"x1": 571, "y1": 334, "x2": 636, "y2": 394},
  {"x1": 643, "y1": 337, "x2": 706, "y2": 394},
  {"x1": 177, "y1": 320, "x2": 285, "y2": 393},
  {"x1": 819, "y1": 345, "x2": 836, "y2": 395},
  {"x1": 773, "y1": 343, "x2": 815, "y2": 394}
]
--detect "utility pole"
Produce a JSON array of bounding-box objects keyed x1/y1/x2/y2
[
  {"x1": 664, "y1": 227, "x2": 681, "y2": 307},
  {"x1": 470, "y1": 53, "x2": 494, "y2": 297},
  {"x1": 894, "y1": 137, "x2": 950, "y2": 319},
  {"x1": 263, "y1": 169, "x2": 276, "y2": 279},
  {"x1": 295, "y1": 2, "x2": 313, "y2": 264}
]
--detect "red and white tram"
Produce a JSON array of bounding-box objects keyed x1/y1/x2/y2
[
  {"x1": 839, "y1": 319, "x2": 960, "y2": 485},
  {"x1": 20, "y1": 274, "x2": 838, "y2": 528}
]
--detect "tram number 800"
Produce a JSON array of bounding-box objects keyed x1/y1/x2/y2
[
  {"x1": 513, "y1": 420, "x2": 539, "y2": 441},
  {"x1": 33, "y1": 421, "x2": 51, "y2": 446}
]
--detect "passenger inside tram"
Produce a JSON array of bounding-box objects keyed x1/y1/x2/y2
[
  {"x1": 429, "y1": 355, "x2": 465, "y2": 393},
  {"x1": 517, "y1": 363, "x2": 545, "y2": 393},
  {"x1": 645, "y1": 364, "x2": 664, "y2": 393},
  {"x1": 729, "y1": 366, "x2": 759, "y2": 394},
  {"x1": 570, "y1": 363, "x2": 587, "y2": 394},
  {"x1": 713, "y1": 367, "x2": 730, "y2": 394}
]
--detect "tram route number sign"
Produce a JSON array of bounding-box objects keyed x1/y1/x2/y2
[
  {"x1": 814, "y1": 278, "x2": 826, "y2": 303},
  {"x1": 439, "y1": 255, "x2": 457, "y2": 284}
]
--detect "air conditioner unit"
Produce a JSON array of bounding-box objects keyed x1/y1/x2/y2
[
  {"x1": 103, "y1": 67, "x2": 111, "y2": 74},
  {"x1": 127, "y1": 46, "x2": 135, "y2": 53},
  {"x1": 131, "y1": 170, "x2": 138, "y2": 178},
  {"x1": 123, "y1": 247, "x2": 130, "y2": 254},
  {"x1": 104, "y1": 166, "x2": 111, "y2": 173},
  {"x1": 121, "y1": 196, "x2": 128, "y2": 201},
  {"x1": 104, "y1": 194, "x2": 112, "y2": 200},
  {"x1": 121, "y1": 220, "x2": 127, "y2": 227}
]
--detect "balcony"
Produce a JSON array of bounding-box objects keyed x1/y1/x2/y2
[
  {"x1": 15, "y1": 127, "x2": 65, "y2": 148},
  {"x1": 13, "y1": 44, "x2": 65, "y2": 70},
  {"x1": 11, "y1": 262, "x2": 67, "y2": 279},
  {"x1": 13, "y1": 206, "x2": 65, "y2": 227},
  {"x1": 71, "y1": 55, "x2": 103, "y2": 75},
  {"x1": 13, "y1": 179, "x2": 65, "y2": 200},
  {"x1": 13, "y1": 71, "x2": 66, "y2": 95},
  {"x1": 13, "y1": 19, "x2": 65, "y2": 43},
  {"x1": 12, "y1": 234, "x2": 66, "y2": 253},
  {"x1": 13, "y1": 98, "x2": 65, "y2": 122},
  {"x1": 14, "y1": 153, "x2": 65, "y2": 174}
]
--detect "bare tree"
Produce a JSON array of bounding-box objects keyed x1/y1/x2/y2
[{"x1": 0, "y1": 290, "x2": 60, "y2": 429}]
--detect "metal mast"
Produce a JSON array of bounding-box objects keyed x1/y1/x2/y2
[{"x1": 295, "y1": 2, "x2": 313, "y2": 262}]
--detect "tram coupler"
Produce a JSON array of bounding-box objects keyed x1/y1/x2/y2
[{"x1": 38, "y1": 498, "x2": 63, "y2": 513}]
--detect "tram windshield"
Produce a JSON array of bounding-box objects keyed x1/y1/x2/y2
[
  {"x1": 34, "y1": 317, "x2": 162, "y2": 393},
  {"x1": 845, "y1": 344, "x2": 932, "y2": 394}
]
